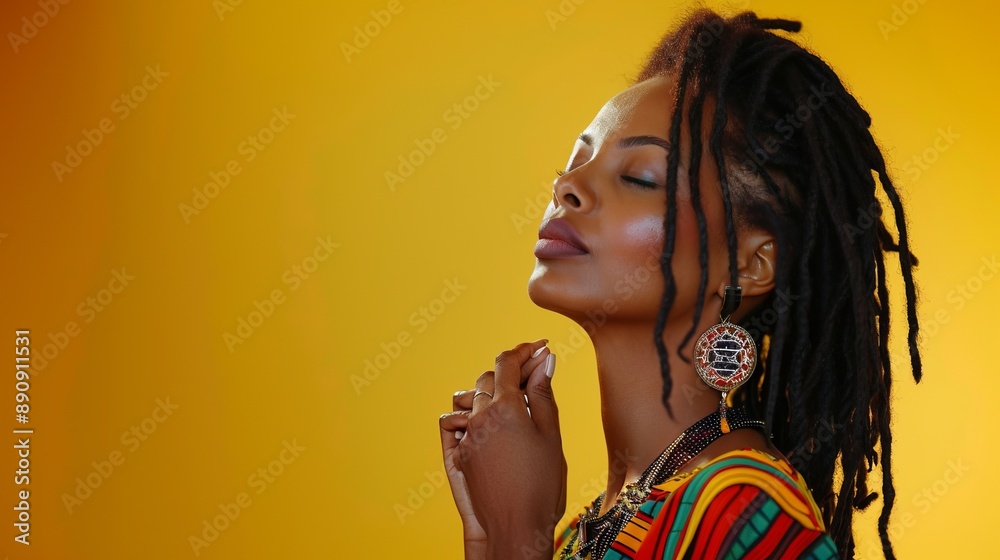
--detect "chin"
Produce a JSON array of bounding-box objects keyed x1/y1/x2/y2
[
  {"x1": 526, "y1": 263, "x2": 595, "y2": 321},
  {"x1": 527, "y1": 264, "x2": 554, "y2": 308},
  {"x1": 528, "y1": 259, "x2": 672, "y2": 328}
]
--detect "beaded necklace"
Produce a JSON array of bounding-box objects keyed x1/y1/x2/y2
[{"x1": 558, "y1": 406, "x2": 764, "y2": 560}]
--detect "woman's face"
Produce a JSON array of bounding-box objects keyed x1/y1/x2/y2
[{"x1": 527, "y1": 74, "x2": 735, "y2": 333}]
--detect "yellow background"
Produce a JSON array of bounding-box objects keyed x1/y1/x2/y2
[{"x1": 0, "y1": 0, "x2": 995, "y2": 557}]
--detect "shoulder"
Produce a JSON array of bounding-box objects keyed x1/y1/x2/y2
[
  {"x1": 666, "y1": 448, "x2": 825, "y2": 530},
  {"x1": 633, "y1": 448, "x2": 838, "y2": 559}
]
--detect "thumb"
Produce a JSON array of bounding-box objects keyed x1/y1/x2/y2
[{"x1": 525, "y1": 353, "x2": 559, "y2": 435}]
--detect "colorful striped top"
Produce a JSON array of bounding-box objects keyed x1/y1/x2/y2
[{"x1": 552, "y1": 448, "x2": 838, "y2": 559}]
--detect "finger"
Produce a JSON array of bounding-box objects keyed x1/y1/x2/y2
[
  {"x1": 558, "y1": 456, "x2": 568, "y2": 516},
  {"x1": 519, "y1": 345, "x2": 551, "y2": 391},
  {"x1": 440, "y1": 410, "x2": 470, "y2": 434},
  {"x1": 471, "y1": 370, "x2": 495, "y2": 416},
  {"x1": 440, "y1": 411, "x2": 470, "y2": 462},
  {"x1": 522, "y1": 357, "x2": 548, "y2": 419},
  {"x1": 524, "y1": 353, "x2": 560, "y2": 436},
  {"x1": 494, "y1": 339, "x2": 548, "y2": 401},
  {"x1": 453, "y1": 389, "x2": 475, "y2": 411}
]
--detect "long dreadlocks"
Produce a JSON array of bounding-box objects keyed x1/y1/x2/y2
[{"x1": 644, "y1": 9, "x2": 922, "y2": 559}]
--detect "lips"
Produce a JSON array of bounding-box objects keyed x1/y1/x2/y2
[{"x1": 535, "y1": 218, "x2": 588, "y2": 258}]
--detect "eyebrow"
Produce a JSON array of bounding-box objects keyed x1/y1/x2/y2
[{"x1": 578, "y1": 133, "x2": 672, "y2": 152}]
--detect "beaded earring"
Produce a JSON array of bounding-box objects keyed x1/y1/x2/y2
[{"x1": 693, "y1": 286, "x2": 757, "y2": 433}]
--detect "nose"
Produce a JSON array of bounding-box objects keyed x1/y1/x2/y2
[{"x1": 552, "y1": 168, "x2": 595, "y2": 213}]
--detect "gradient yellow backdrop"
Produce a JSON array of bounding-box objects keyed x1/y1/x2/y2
[{"x1": 0, "y1": 0, "x2": 995, "y2": 558}]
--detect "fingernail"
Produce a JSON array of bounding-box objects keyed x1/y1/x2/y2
[
  {"x1": 456, "y1": 430, "x2": 465, "y2": 440},
  {"x1": 454, "y1": 390, "x2": 464, "y2": 396},
  {"x1": 544, "y1": 353, "x2": 556, "y2": 378},
  {"x1": 532, "y1": 345, "x2": 548, "y2": 358}
]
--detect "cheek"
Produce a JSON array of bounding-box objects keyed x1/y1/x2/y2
[
  {"x1": 599, "y1": 214, "x2": 666, "y2": 312},
  {"x1": 611, "y1": 206, "x2": 709, "y2": 313},
  {"x1": 612, "y1": 208, "x2": 700, "y2": 276},
  {"x1": 622, "y1": 214, "x2": 664, "y2": 255},
  {"x1": 611, "y1": 214, "x2": 665, "y2": 288}
]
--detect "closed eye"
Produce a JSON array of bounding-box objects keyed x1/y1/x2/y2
[
  {"x1": 620, "y1": 175, "x2": 659, "y2": 189},
  {"x1": 555, "y1": 169, "x2": 660, "y2": 189}
]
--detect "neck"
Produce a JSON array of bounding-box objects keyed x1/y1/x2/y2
[{"x1": 586, "y1": 320, "x2": 721, "y2": 511}]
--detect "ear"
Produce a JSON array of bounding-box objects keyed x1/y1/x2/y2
[{"x1": 716, "y1": 229, "x2": 776, "y2": 299}]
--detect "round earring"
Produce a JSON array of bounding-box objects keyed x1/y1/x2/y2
[{"x1": 694, "y1": 286, "x2": 757, "y2": 432}]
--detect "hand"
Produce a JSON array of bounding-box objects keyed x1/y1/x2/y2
[
  {"x1": 457, "y1": 339, "x2": 567, "y2": 559},
  {"x1": 439, "y1": 394, "x2": 488, "y2": 548},
  {"x1": 439, "y1": 339, "x2": 555, "y2": 558}
]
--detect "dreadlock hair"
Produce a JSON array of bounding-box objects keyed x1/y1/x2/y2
[{"x1": 642, "y1": 8, "x2": 922, "y2": 559}]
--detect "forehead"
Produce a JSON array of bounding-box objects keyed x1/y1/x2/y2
[{"x1": 582, "y1": 75, "x2": 676, "y2": 143}]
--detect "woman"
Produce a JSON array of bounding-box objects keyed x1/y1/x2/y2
[{"x1": 439, "y1": 8, "x2": 920, "y2": 560}]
